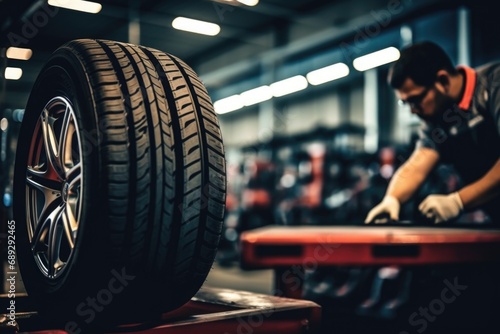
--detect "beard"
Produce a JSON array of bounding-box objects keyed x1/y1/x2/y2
[{"x1": 426, "y1": 94, "x2": 455, "y2": 124}]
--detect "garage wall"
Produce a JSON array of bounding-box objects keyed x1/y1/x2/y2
[
  {"x1": 219, "y1": 108, "x2": 260, "y2": 147},
  {"x1": 282, "y1": 92, "x2": 341, "y2": 135},
  {"x1": 348, "y1": 84, "x2": 364, "y2": 127},
  {"x1": 281, "y1": 81, "x2": 363, "y2": 135},
  {"x1": 218, "y1": 78, "x2": 367, "y2": 149}
]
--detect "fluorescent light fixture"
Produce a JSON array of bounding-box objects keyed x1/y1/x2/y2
[
  {"x1": 214, "y1": 95, "x2": 244, "y2": 114},
  {"x1": 6, "y1": 47, "x2": 32, "y2": 60},
  {"x1": 240, "y1": 86, "x2": 272, "y2": 106},
  {"x1": 353, "y1": 46, "x2": 400, "y2": 72},
  {"x1": 172, "y1": 17, "x2": 220, "y2": 36},
  {"x1": 4, "y1": 67, "x2": 22, "y2": 80},
  {"x1": 48, "y1": 0, "x2": 102, "y2": 14},
  {"x1": 1, "y1": 118, "x2": 8, "y2": 132},
  {"x1": 237, "y1": 0, "x2": 259, "y2": 6},
  {"x1": 307, "y1": 63, "x2": 349, "y2": 85},
  {"x1": 270, "y1": 75, "x2": 308, "y2": 97}
]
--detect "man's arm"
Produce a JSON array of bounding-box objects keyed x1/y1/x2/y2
[
  {"x1": 386, "y1": 147, "x2": 440, "y2": 203},
  {"x1": 458, "y1": 158, "x2": 500, "y2": 209}
]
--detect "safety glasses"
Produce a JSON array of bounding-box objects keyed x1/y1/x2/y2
[{"x1": 398, "y1": 86, "x2": 431, "y2": 109}]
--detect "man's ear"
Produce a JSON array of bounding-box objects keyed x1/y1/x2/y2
[{"x1": 436, "y1": 70, "x2": 450, "y2": 89}]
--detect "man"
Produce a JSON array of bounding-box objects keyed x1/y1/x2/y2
[{"x1": 365, "y1": 41, "x2": 500, "y2": 224}]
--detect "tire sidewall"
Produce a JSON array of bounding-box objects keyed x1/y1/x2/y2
[{"x1": 14, "y1": 49, "x2": 105, "y2": 307}]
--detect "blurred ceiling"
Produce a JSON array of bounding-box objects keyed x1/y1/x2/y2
[{"x1": 0, "y1": 0, "x2": 482, "y2": 109}]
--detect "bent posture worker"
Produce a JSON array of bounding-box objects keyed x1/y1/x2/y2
[{"x1": 365, "y1": 41, "x2": 500, "y2": 224}]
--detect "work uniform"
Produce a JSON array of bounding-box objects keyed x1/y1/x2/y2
[{"x1": 417, "y1": 62, "x2": 500, "y2": 223}]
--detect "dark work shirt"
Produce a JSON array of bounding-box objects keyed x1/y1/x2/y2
[{"x1": 416, "y1": 63, "x2": 500, "y2": 222}]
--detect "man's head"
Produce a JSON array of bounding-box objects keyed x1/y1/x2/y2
[{"x1": 388, "y1": 41, "x2": 461, "y2": 122}]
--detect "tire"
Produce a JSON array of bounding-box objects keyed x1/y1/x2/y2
[{"x1": 13, "y1": 39, "x2": 226, "y2": 328}]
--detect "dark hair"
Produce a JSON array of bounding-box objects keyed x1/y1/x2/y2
[{"x1": 388, "y1": 41, "x2": 457, "y2": 88}]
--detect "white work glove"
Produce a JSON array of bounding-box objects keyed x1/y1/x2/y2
[
  {"x1": 418, "y1": 192, "x2": 463, "y2": 224},
  {"x1": 365, "y1": 195, "x2": 400, "y2": 224}
]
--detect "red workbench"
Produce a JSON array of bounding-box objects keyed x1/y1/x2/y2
[{"x1": 240, "y1": 225, "x2": 500, "y2": 298}]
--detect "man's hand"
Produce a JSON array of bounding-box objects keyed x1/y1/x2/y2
[
  {"x1": 365, "y1": 195, "x2": 400, "y2": 223},
  {"x1": 418, "y1": 192, "x2": 463, "y2": 223}
]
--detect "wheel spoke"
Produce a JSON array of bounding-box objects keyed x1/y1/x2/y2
[
  {"x1": 66, "y1": 162, "x2": 81, "y2": 251},
  {"x1": 41, "y1": 109, "x2": 64, "y2": 178},
  {"x1": 47, "y1": 209, "x2": 65, "y2": 277},
  {"x1": 58, "y1": 105, "x2": 76, "y2": 169},
  {"x1": 26, "y1": 166, "x2": 62, "y2": 203},
  {"x1": 66, "y1": 162, "x2": 82, "y2": 187},
  {"x1": 26, "y1": 167, "x2": 62, "y2": 232},
  {"x1": 31, "y1": 202, "x2": 64, "y2": 254},
  {"x1": 63, "y1": 203, "x2": 77, "y2": 249}
]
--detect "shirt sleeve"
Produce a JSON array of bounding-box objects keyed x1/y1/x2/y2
[{"x1": 415, "y1": 121, "x2": 441, "y2": 152}]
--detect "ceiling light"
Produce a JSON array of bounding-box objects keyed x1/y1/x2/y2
[
  {"x1": 237, "y1": 0, "x2": 259, "y2": 6},
  {"x1": 353, "y1": 47, "x2": 400, "y2": 72},
  {"x1": 214, "y1": 95, "x2": 244, "y2": 114},
  {"x1": 48, "y1": 0, "x2": 102, "y2": 14},
  {"x1": 1, "y1": 118, "x2": 8, "y2": 132},
  {"x1": 270, "y1": 75, "x2": 308, "y2": 97},
  {"x1": 172, "y1": 17, "x2": 220, "y2": 36},
  {"x1": 307, "y1": 63, "x2": 349, "y2": 85},
  {"x1": 4, "y1": 67, "x2": 22, "y2": 80},
  {"x1": 6, "y1": 47, "x2": 33, "y2": 60},
  {"x1": 240, "y1": 86, "x2": 272, "y2": 106}
]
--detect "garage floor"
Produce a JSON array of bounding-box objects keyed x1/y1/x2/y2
[{"x1": 204, "y1": 261, "x2": 274, "y2": 295}]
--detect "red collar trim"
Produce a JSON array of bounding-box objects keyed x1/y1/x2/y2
[{"x1": 457, "y1": 65, "x2": 476, "y2": 110}]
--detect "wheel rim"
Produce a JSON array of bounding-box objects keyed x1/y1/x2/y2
[{"x1": 26, "y1": 96, "x2": 83, "y2": 279}]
